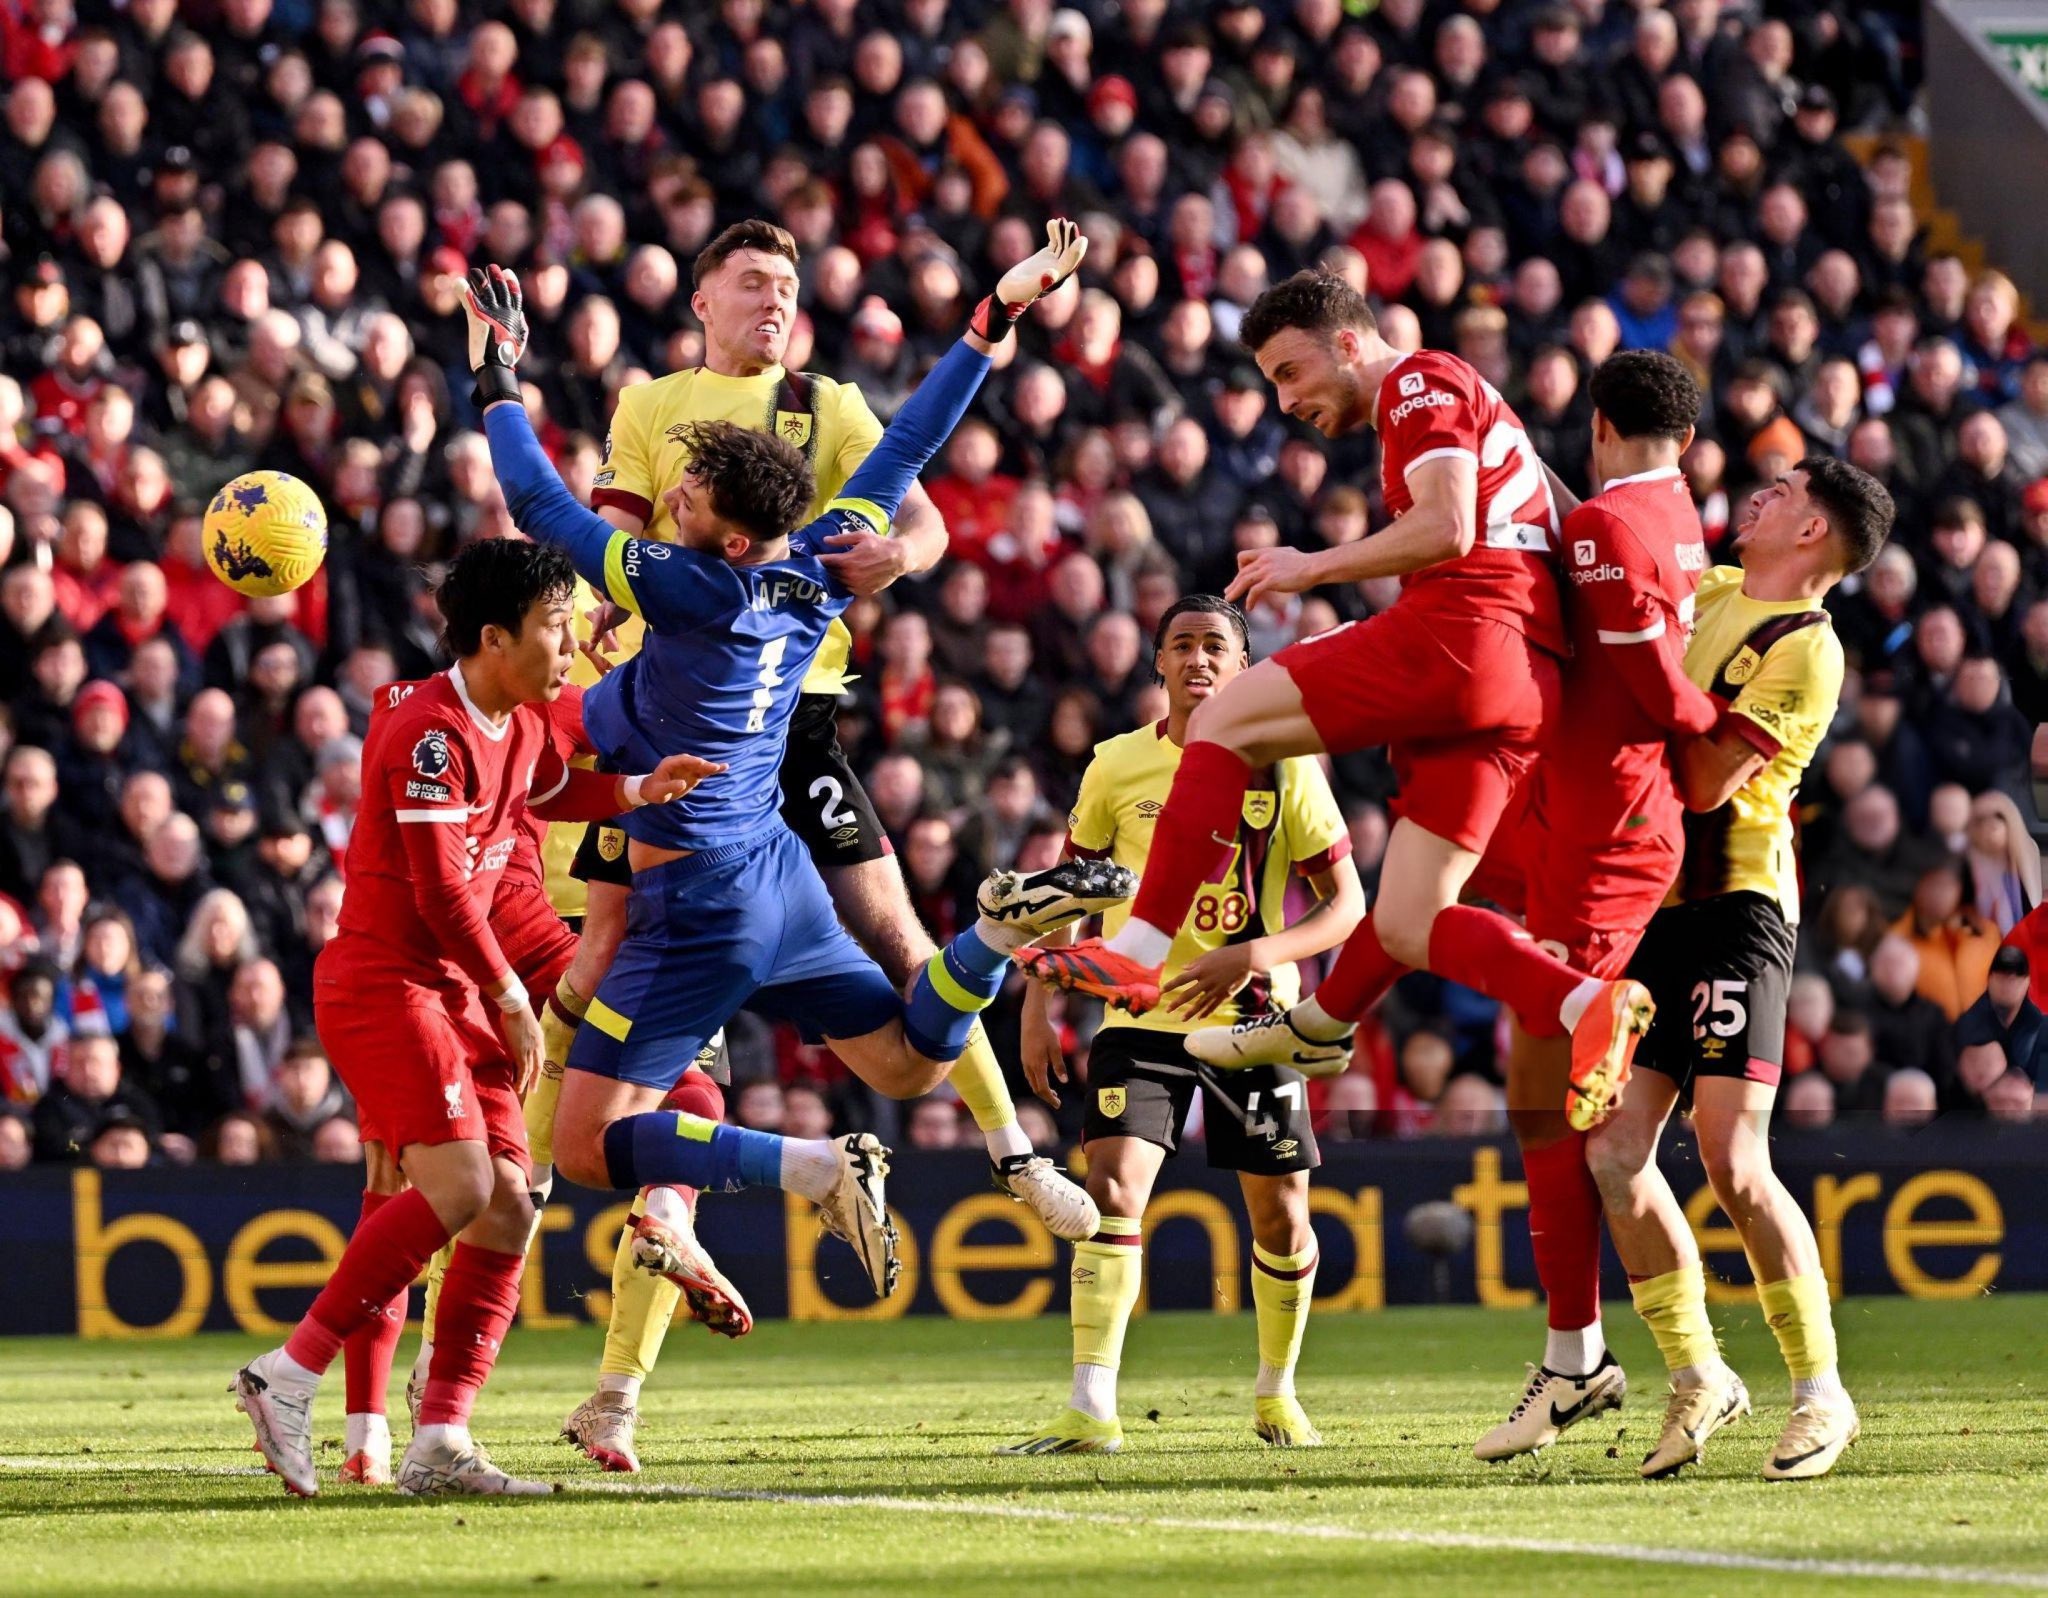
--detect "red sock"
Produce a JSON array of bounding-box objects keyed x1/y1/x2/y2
[
  {"x1": 1313, "y1": 914, "x2": 1408, "y2": 1022},
  {"x1": 1522, "y1": 1133, "x2": 1602, "y2": 1333},
  {"x1": 341, "y1": 1191, "x2": 408, "y2": 1414},
  {"x1": 654, "y1": 1072, "x2": 726, "y2": 1212},
  {"x1": 285, "y1": 1187, "x2": 449, "y2": 1376},
  {"x1": 1426, "y1": 905, "x2": 1583, "y2": 1030},
  {"x1": 1127, "y1": 741, "x2": 1252, "y2": 941},
  {"x1": 419, "y1": 1242, "x2": 524, "y2": 1427}
]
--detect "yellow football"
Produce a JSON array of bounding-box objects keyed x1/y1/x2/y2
[{"x1": 202, "y1": 470, "x2": 329, "y2": 598}]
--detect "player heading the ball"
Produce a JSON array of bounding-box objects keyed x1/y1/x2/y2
[{"x1": 461, "y1": 224, "x2": 1134, "y2": 1293}]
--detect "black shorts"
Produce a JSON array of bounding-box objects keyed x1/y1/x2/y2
[
  {"x1": 569, "y1": 816, "x2": 634, "y2": 889},
  {"x1": 1084, "y1": 1025, "x2": 1319, "y2": 1176},
  {"x1": 779, "y1": 692, "x2": 889, "y2": 868},
  {"x1": 1628, "y1": 891, "x2": 1796, "y2": 1094}
]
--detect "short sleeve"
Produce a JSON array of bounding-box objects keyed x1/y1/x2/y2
[
  {"x1": 1565, "y1": 505, "x2": 1671, "y2": 644},
  {"x1": 1279, "y1": 757, "x2": 1351, "y2": 876},
  {"x1": 1066, "y1": 746, "x2": 1117, "y2": 858},
  {"x1": 592, "y1": 387, "x2": 656, "y2": 525},
  {"x1": 388, "y1": 716, "x2": 472, "y2": 822},
  {"x1": 1728, "y1": 627, "x2": 1844, "y2": 761},
  {"x1": 824, "y1": 380, "x2": 886, "y2": 505},
  {"x1": 1381, "y1": 357, "x2": 1481, "y2": 481}
]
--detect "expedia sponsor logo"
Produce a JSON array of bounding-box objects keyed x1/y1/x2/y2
[
  {"x1": 1398, "y1": 372, "x2": 1426, "y2": 397},
  {"x1": 1676, "y1": 541, "x2": 1708, "y2": 571},
  {"x1": 1387, "y1": 388, "x2": 1456, "y2": 426},
  {"x1": 1567, "y1": 563, "x2": 1627, "y2": 584}
]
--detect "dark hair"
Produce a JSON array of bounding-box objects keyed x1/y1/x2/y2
[
  {"x1": 1587, "y1": 351, "x2": 1700, "y2": 443},
  {"x1": 1798, "y1": 455, "x2": 1894, "y2": 575},
  {"x1": 675, "y1": 420, "x2": 814, "y2": 545},
  {"x1": 692, "y1": 218, "x2": 800, "y2": 288},
  {"x1": 436, "y1": 537, "x2": 578, "y2": 656},
  {"x1": 1239, "y1": 268, "x2": 1376, "y2": 355},
  {"x1": 1153, "y1": 593, "x2": 1250, "y2": 656},
  {"x1": 1931, "y1": 495, "x2": 1986, "y2": 531}
]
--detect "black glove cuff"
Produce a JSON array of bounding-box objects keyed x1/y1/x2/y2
[
  {"x1": 472, "y1": 362, "x2": 522, "y2": 410},
  {"x1": 968, "y1": 294, "x2": 1016, "y2": 345}
]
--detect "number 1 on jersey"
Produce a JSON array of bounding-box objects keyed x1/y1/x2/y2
[{"x1": 745, "y1": 637, "x2": 789, "y2": 732}]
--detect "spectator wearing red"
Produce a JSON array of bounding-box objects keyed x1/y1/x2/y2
[
  {"x1": 49, "y1": 503, "x2": 120, "y2": 633},
  {"x1": 1350, "y1": 178, "x2": 1423, "y2": 302}
]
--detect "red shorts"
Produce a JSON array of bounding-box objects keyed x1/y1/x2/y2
[
  {"x1": 1276, "y1": 607, "x2": 1560, "y2": 854},
  {"x1": 493, "y1": 880, "x2": 578, "y2": 999},
  {"x1": 315, "y1": 965, "x2": 528, "y2": 1174}
]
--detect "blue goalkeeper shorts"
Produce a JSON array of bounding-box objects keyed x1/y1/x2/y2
[{"x1": 566, "y1": 822, "x2": 902, "y2": 1090}]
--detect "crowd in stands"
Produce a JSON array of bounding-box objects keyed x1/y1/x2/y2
[{"x1": 0, "y1": 0, "x2": 2041, "y2": 1170}]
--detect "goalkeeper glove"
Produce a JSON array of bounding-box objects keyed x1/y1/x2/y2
[
  {"x1": 462, "y1": 265, "x2": 529, "y2": 409},
  {"x1": 968, "y1": 217, "x2": 1088, "y2": 344}
]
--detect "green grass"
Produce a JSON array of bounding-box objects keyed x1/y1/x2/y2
[{"x1": 3, "y1": 1298, "x2": 2046, "y2": 1596}]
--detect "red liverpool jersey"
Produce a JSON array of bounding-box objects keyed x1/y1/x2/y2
[
  {"x1": 504, "y1": 682, "x2": 593, "y2": 897},
  {"x1": 325, "y1": 666, "x2": 619, "y2": 996},
  {"x1": 1533, "y1": 465, "x2": 1715, "y2": 865},
  {"x1": 1375, "y1": 349, "x2": 1568, "y2": 659}
]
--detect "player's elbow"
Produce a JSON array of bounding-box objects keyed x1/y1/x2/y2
[{"x1": 1436, "y1": 513, "x2": 1476, "y2": 561}]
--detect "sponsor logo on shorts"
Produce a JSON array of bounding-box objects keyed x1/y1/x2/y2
[
  {"x1": 1398, "y1": 372, "x2": 1426, "y2": 397},
  {"x1": 1387, "y1": 389, "x2": 1456, "y2": 425},
  {"x1": 829, "y1": 824, "x2": 860, "y2": 845},
  {"x1": 412, "y1": 731, "x2": 452, "y2": 780},
  {"x1": 597, "y1": 826, "x2": 626, "y2": 861},
  {"x1": 1097, "y1": 1086, "x2": 1127, "y2": 1118},
  {"x1": 444, "y1": 1083, "x2": 465, "y2": 1120},
  {"x1": 1272, "y1": 1138, "x2": 1300, "y2": 1158},
  {"x1": 406, "y1": 780, "x2": 451, "y2": 801}
]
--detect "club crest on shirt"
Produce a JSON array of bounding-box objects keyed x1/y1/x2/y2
[
  {"x1": 776, "y1": 411, "x2": 813, "y2": 448},
  {"x1": 1242, "y1": 791, "x2": 1276, "y2": 829},
  {"x1": 1724, "y1": 647, "x2": 1762, "y2": 686},
  {"x1": 1097, "y1": 1086, "x2": 1127, "y2": 1118},
  {"x1": 412, "y1": 731, "x2": 452, "y2": 780}
]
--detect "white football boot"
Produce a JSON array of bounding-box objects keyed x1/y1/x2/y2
[
  {"x1": 1473, "y1": 1353, "x2": 1628, "y2": 1461},
  {"x1": 397, "y1": 1429, "x2": 553, "y2": 1496},
  {"x1": 231, "y1": 1351, "x2": 320, "y2": 1498},
  {"x1": 993, "y1": 1153, "x2": 1100, "y2": 1241},
  {"x1": 1641, "y1": 1369, "x2": 1752, "y2": 1479},
  {"x1": 814, "y1": 1133, "x2": 899, "y2": 1298}
]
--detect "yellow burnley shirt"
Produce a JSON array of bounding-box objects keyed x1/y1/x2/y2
[
  {"x1": 543, "y1": 365, "x2": 884, "y2": 915},
  {"x1": 1067, "y1": 723, "x2": 1350, "y2": 1034},
  {"x1": 1674, "y1": 565, "x2": 1845, "y2": 925}
]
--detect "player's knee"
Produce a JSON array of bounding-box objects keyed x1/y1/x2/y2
[
  {"x1": 1243, "y1": 1181, "x2": 1310, "y2": 1253},
  {"x1": 1184, "y1": 694, "x2": 1250, "y2": 756},
  {"x1": 1700, "y1": 1140, "x2": 1770, "y2": 1210},
  {"x1": 888, "y1": 1054, "x2": 950, "y2": 1099},
  {"x1": 1375, "y1": 915, "x2": 1432, "y2": 970},
  {"x1": 552, "y1": 1126, "x2": 611, "y2": 1190},
  {"x1": 1583, "y1": 1125, "x2": 1651, "y2": 1198}
]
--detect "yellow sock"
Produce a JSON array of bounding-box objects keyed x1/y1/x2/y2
[
  {"x1": 949, "y1": 1024, "x2": 1020, "y2": 1137},
  {"x1": 526, "y1": 975, "x2": 585, "y2": 1171},
  {"x1": 1250, "y1": 1240, "x2": 1318, "y2": 1394},
  {"x1": 553, "y1": 972, "x2": 589, "y2": 1020},
  {"x1": 1071, "y1": 1215, "x2": 1143, "y2": 1369},
  {"x1": 421, "y1": 1240, "x2": 455, "y2": 1332},
  {"x1": 1630, "y1": 1264, "x2": 1720, "y2": 1376},
  {"x1": 598, "y1": 1194, "x2": 683, "y2": 1382},
  {"x1": 1758, "y1": 1274, "x2": 1836, "y2": 1381}
]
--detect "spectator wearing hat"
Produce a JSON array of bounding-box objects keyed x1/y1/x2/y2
[
  {"x1": 55, "y1": 680, "x2": 148, "y2": 836},
  {"x1": 1206, "y1": 362, "x2": 1285, "y2": 491}
]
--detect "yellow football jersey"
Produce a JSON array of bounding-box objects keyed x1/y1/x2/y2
[
  {"x1": 1674, "y1": 564, "x2": 1845, "y2": 925},
  {"x1": 1067, "y1": 723, "x2": 1350, "y2": 1035},
  {"x1": 544, "y1": 365, "x2": 883, "y2": 915}
]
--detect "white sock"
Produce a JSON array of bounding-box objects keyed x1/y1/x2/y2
[
  {"x1": 258, "y1": 1346, "x2": 320, "y2": 1397},
  {"x1": 1558, "y1": 977, "x2": 1605, "y2": 1033},
  {"x1": 779, "y1": 1137, "x2": 846, "y2": 1203},
  {"x1": 412, "y1": 1422, "x2": 471, "y2": 1452},
  {"x1": 1544, "y1": 1321, "x2": 1605, "y2": 1377},
  {"x1": 597, "y1": 1373, "x2": 643, "y2": 1404},
  {"x1": 345, "y1": 1411, "x2": 391, "y2": 1457},
  {"x1": 1290, "y1": 996, "x2": 1353, "y2": 1043},
  {"x1": 642, "y1": 1183, "x2": 694, "y2": 1230},
  {"x1": 1105, "y1": 919, "x2": 1174, "y2": 968},
  {"x1": 1793, "y1": 1368, "x2": 1849, "y2": 1405},
  {"x1": 984, "y1": 1121, "x2": 1033, "y2": 1162},
  {"x1": 410, "y1": 1338, "x2": 433, "y2": 1380},
  {"x1": 1255, "y1": 1360, "x2": 1295, "y2": 1400},
  {"x1": 1070, "y1": 1362, "x2": 1118, "y2": 1421},
  {"x1": 1672, "y1": 1357, "x2": 1732, "y2": 1390}
]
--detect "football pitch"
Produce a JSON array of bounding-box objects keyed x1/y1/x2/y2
[{"x1": 4, "y1": 1297, "x2": 2045, "y2": 1597}]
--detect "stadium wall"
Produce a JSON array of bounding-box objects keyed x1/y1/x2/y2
[
  {"x1": 2, "y1": 1132, "x2": 2032, "y2": 1337},
  {"x1": 1927, "y1": 0, "x2": 2048, "y2": 310}
]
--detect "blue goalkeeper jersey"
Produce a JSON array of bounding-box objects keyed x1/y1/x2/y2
[{"x1": 484, "y1": 339, "x2": 993, "y2": 851}]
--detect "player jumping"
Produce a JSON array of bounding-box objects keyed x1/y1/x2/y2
[
  {"x1": 1585, "y1": 458, "x2": 1892, "y2": 1482},
  {"x1": 232, "y1": 539, "x2": 723, "y2": 1497},
  {"x1": 1195, "y1": 352, "x2": 1724, "y2": 1458},
  {"x1": 462, "y1": 226, "x2": 1129, "y2": 1317},
  {"x1": 999, "y1": 596, "x2": 1364, "y2": 1456},
  {"x1": 1016, "y1": 270, "x2": 1655, "y2": 1131},
  {"x1": 545, "y1": 220, "x2": 1097, "y2": 1470}
]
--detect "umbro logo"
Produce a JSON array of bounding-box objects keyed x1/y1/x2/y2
[{"x1": 1135, "y1": 800, "x2": 1163, "y2": 816}]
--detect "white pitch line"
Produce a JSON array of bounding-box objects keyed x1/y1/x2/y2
[{"x1": 5, "y1": 1458, "x2": 2044, "y2": 1592}]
